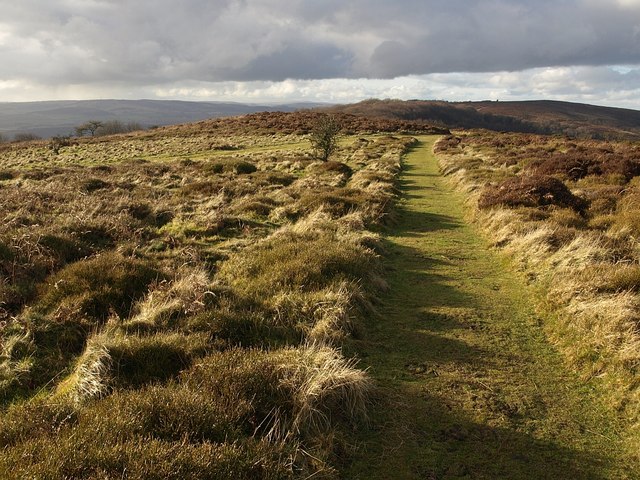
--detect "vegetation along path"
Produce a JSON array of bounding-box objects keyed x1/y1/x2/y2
[{"x1": 346, "y1": 136, "x2": 635, "y2": 479}]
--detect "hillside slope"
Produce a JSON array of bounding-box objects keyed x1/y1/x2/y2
[
  {"x1": 0, "y1": 112, "x2": 440, "y2": 479},
  {"x1": 0, "y1": 99, "x2": 326, "y2": 139},
  {"x1": 326, "y1": 99, "x2": 640, "y2": 139}
]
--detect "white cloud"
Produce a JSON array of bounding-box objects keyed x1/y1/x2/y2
[{"x1": 0, "y1": 1, "x2": 639, "y2": 106}]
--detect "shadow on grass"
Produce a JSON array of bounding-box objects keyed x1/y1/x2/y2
[
  {"x1": 349, "y1": 242, "x2": 613, "y2": 479},
  {"x1": 346, "y1": 145, "x2": 615, "y2": 479},
  {"x1": 348, "y1": 385, "x2": 611, "y2": 480}
]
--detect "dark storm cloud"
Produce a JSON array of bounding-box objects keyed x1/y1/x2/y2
[{"x1": 0, "y1": 0, "x2": 639, "y2": 87}]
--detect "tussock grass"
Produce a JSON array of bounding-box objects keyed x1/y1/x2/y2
[
  {"x1": 0, "y1": 333, "x2": 34, "y2": 399},
  {"x1": 121, "y1": 266, "x2": 212, "y2": 333},
  {"x1": 218, "y1": 228, "x2": 375, "y2": 299},
  {"x1": 0, "y1": 120, "x2": 416, "y2": 476}
]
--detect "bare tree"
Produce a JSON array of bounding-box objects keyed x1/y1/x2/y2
[
  {"x1": 95, "y1": 120, "x2": 143, "y2": 136},
  {"x1": 309, "y1": 115, "x2": 341, "y2": 162},
  {"x1": 75, "y1": 120, "x2": 104, "y2": 137}
]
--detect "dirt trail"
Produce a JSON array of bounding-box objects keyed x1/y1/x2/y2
[{"x1": 345, "y1": 136, "x2": 634, "y2": 479}]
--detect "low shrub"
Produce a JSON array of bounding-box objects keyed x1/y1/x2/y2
[
  {"x1": 478, "y1": 174, "x2": 588, "y2": 212},
  {"x1": 532, "y1": 153, "x2": 601, "y2": 180}
]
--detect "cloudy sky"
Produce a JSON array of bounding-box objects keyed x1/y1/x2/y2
[{"x1": 1, "y1": 0, "x2": 640, "y2": 108}]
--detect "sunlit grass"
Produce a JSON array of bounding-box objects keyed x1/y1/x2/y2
[{"x1": 0, "y1": 114, "x2": 419, "y2": 478}]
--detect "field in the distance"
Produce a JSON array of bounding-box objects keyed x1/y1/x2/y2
[{"x1": 0, "y1": 112, "x2": 438, "y2": 479}]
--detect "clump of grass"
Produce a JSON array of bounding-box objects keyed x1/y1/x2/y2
[
  {"x1": 230, "y1": 195, "x2": 278, "y2": 218},
  {"x1": 310, "y1": 161, "x2": 353, "y2": 177},
  {"x1": 36, "y1": 252, "x2": 161, "y2": 323},
  {"x1": 61, "y1": 329, "x2": 210, "y2": 403},
  {"x1": 270, "y1": 281, "x2": 367, "y2": 345},
  {"x1": 296, "y1": 188, "x2": 365, "y2": 219},
  {"x1": 183, "y1": 345, "x2": 371, "y2": 443},
  {"x1": 271, "y1": 344, "x2": 372, "y2": 440},
  {"x1": 218, "y1": 226, "x2": 375, "y2": 300},
  {"x1": 62, "y1": 336, "x2": 112, "y2": 405},
  {"x1": 0, "y1": 333, "x2": 34, "y2": 399},
  {"x1": 0, "y1": 425, "x2": 293, "y2": 480},
  {"x1": 79, "y1": 177, "x2": 109, "y2": 192},
  {"x1": 0, "y1": 398, "x2": 77, "y2": 449},
  {"x1": 479, "y1": 174, "x2": 587, "y2": 211},
  {"x1": 121, "y1": 266, "x2": 212, "y2": 333},
  {"x1": 609, "y1": 186, "x2": 640, "y2": 238}
]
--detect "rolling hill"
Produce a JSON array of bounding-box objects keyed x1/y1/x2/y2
[
  {"x1": 325, "y1": 99, "x2": 640, "y2": 139},
  {"x1": 0, "y1": 99, "x2": 326, "y2": 139}
]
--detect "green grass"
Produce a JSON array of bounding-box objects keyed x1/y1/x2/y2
[{"x1": 345, "y1": 136, "x2": 635, "y2": 479}]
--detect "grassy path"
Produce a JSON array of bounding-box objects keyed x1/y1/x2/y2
[{"x1": 345, "y1": 136, "x2": 634, "y2": 479}]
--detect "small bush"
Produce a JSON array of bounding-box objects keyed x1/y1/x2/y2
[
  {"x1": 478, "y1": 175, "x2": 588, "y2": 212},
  {"x1": 532, "y1": 153, "x2": 600, "y2": 180}
]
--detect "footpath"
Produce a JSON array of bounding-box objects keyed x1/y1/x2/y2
[{"x1": 345, "y1": 136, "x2": 634, "y2": 479}]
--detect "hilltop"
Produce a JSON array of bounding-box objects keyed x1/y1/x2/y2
[{"x1": 325, "y1": 99, "x2": 640, "y2": 139}]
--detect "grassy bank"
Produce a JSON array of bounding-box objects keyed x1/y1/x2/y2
[{"x1": 346, "y1": 136, "x2": 635, "y2": 479}]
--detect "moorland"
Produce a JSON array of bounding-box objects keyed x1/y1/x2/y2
[
  {"x1": 1, "y1": 105, "x2": 640, "y2": 478},
  {"x1": 0, "y1": 111, "x2": 441, "y2": 478}
]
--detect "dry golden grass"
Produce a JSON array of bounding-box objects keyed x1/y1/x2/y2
[{"x1": 0, "y1": 115, "x2": 417, "y2": 478}]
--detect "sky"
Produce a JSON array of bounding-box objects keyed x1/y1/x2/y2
[{"x1": 1, "y1": 0, "x2": 640, "y2": 108}]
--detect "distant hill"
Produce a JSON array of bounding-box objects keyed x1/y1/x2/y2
[
  {"x1": 324, "y1": 99, "x2": 640, "y2": 139},
  {"x1": 0, "y1": 99, "x2": 327, "y2": 139}
]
